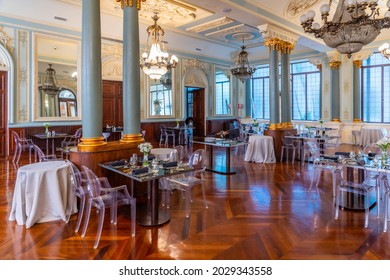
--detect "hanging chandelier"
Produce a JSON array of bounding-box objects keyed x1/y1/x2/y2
[
  {"x1": 300, "y1": 0, "x2": 390, "y2": 58},
  {"x1": 231, "y1": 42, "x2": 256, "y2": 83},
  {"x1": 38, "y1": 64, "x2": 60, "y2": 95},
  {"x1": 140, "y1": 13, "x2": 178, "y2": 80}
]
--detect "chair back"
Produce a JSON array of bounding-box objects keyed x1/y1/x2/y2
[
  {"x1": 33, "y1": 144, "x2": 46, "y2": 161},
  {"x1": 363, "y1": 143, "x2": 381, "y2": 155},
  {"x1": 74, "y1": 128, "x2": 82, "y2": 138},
  {"x1": 174, "y1": 145, "x2": 184, "y2": 162},
  {"x1": 12, "y1": 131, "x2": 21, "y2": 145},
  {"x1": 189, "y1": 149, "x2": 207, "y2": 170},
  {"x1": 81, "y1": 166, "x2": 103, "y2": 198},
  {"x1": 281, "y1": 131, "x2": 296, "y2": 146}
]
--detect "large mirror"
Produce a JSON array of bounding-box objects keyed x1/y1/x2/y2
[
  {"x1": 215, "y1": 67, "x2": 232, "y2": 116},
  {"x1": 147, "y1": 69, "x2": 175, "y2": 118},
  {"x1": 34, "y1": 33, "x2": 81, "y2": 120}
]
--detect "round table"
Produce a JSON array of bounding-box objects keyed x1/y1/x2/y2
[
  {"x1": 9, "y1": 160, "x2": 76, "y2": 228},
  {"x1": 244, "y1": 135, "x2": 276, "y2": 163},
  {"x1": 150, "y1": 148, "x2": 177, "y2": 160}
]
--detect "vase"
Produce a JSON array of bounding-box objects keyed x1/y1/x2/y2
[
  {"x1": 45, "y1": 128, "x2": 49, "y2": 136},
  {"x1": 382, "y1": 150, "x2": 388, "y2": 165},
  {"x1": 143, "y1": 153, "x2": 149, "y2": 167}
]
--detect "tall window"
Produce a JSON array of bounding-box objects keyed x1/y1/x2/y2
[
  {"x1": 215, "y1": 71, "x2": 231, "y2": 115},
  {"x1": 250, "y1": 66, "x2": 269, "y2": 119},
  {"x1": 291, "y1": 61, "x2": 321, "y2": 121},
  {"x1": 150, "y1": 82, "x2": 172, "y2": 116},
  {"x1": 361, "y1": 52, "x2": 390, "y2": 123}
]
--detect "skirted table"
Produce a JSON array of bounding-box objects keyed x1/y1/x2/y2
[{"x1": 244, "y1": 135, "x2": 276, "y2": 163}]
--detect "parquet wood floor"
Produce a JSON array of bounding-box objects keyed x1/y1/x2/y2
[{"x1": 1, "y1": 143, "x2": 390, "y2": 260}]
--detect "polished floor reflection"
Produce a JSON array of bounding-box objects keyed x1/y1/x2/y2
[{"x1": 1, "y1": 143, "x2": 390, "y2": 259}]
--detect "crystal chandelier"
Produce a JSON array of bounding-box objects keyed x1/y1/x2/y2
[
  {"x1": 140, "y1": 13, "x2": 178, "y2": 80},
  {"x1": 231, "y1": 42, "x2": 256, "y2": 83},
  {"x1": 159, "y1": 70, "x2": 172, "y2": 90},
  {"x1": 38, "y1": 64, "x2": 60, "y2": 95},
  {"x1": 300, "y1": 0, "x2": 390, "y2": 58},
  {"x1": 379, "y1": 42, "x2": 390, "y2": 58}
]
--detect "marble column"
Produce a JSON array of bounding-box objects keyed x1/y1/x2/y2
[
  {"x1": 280, "y1": 51, "x2": 292, "y2": 127},
  {"x1": 353, "y1": 60, "x2": 362, "y2": 122},
  {"x1": 120, "y1": 3, "x2": 143, "y2": 143},
  {"x1": 330, "y1": 61, "x2": 341, "y2": 122},
  {"x1": 79, "y1": 0, "x2": 105, "y2": 149}
]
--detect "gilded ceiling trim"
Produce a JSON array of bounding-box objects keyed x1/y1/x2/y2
[{"x1": 115, "y1": 0, "x2": 146, "y2": 10}]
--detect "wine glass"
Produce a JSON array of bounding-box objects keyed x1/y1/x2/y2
[
  {"x1": 130, "y1": 153, "x2": 138, "y2": 167},
  {"x1": 373, "y1": 155, "x2": 379, "y2": 167},
  {"x1": 151, "y1": 158, "x2": 159, "y2": 174}
]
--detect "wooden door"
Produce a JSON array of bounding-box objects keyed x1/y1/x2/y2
[
  {"x1": 0, "y1": 71, "x2": 7, "y2": 158},
  {"x1": 102, "y1": 80, "x2": 123, "y2": 128},
  {"x1": 192, "y1": 88, "x2": 205, "y2": 137}
]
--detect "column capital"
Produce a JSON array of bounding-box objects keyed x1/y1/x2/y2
[
  {"x1": 309, "y1": 58, "x2": 323, "y2": 71},
  {"x1": 329, "y1": 61, "x2": 341, "y2": 70},
  {"x1": 115, "y1": 0, "x2": 146, "y2": 9},
  {"x1": 353, "y1": 60, "x2": 362, "y2": 69},
  {"x1": 258, "y1": 24, "x2": 297, "y2": 54}
]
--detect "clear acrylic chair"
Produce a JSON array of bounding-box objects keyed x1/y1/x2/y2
[
  {"x1": 382, "y1": 174, "x2": 390, "y2": 232},
  {"x1": 160, "y1": 145, "x2": 185, "y2": 208},
  {"x1": 159, "y1": 124, "x2": 175, "y2": 147},
  {"x1": 12, "y1": 131, "x2": 34, "y2": 164},
  {"x1": 81, "y1": 166, "x2": 136, "y2": 249},
  {"x1": 280, "y1": 131, "x2": 300, "y2": 163},
  {"x1": 33, "y1": 144, "x2": 59, "y2": 162},
  {"x1": 333, "y1": 159, "x2": 380, "y2": 228},
  {"x1": 66, "y1": 161, "x2": 88, "y2": 232},
  {"x1": 164, "y1": 149, "x2": 208, "y2": 218},
  {"x1": 60, "y1": 128, "x2": 82, "y2": 158}
]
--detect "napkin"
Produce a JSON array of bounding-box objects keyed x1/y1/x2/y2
[
  {"x1": 334, "y1": 152, "x2": 350, "y2": 157},
  {"x1": 132, "y1": 167, "x2": 149, "y2": 175},
  {"x1": 163, "y1": 161, "x2": 177, "y2": 168},
  {"x1": 109, "y1": 160, "x2": 126, "y2": 167},
  {"x1": 321, "y1": 155, "x2": 338, "y2": 162}
]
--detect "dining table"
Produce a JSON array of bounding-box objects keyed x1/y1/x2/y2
[
  {"x1": 9, "y1": 160, "x2": 76, "y2": 228},
  {"x1": 191, "y1": 137, "x2": 248, "y2": 175},
  {"x1": 359, "y1": 127, "x2": 384, "y2": 147},
  {"x1": 99, "y1": 160, "x2": 194, "y2": 226},
  {"x1": 244, "y1": 135, "x2": 276, "y2": 163},
  {"x1": 166, "y1": 126, "x2": 195, "y2": 145},
  {"x1": 33, "y1": 132, "x2": 71, "y2": 155}
]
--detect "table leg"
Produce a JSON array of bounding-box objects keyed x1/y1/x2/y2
[
  {"x1": 226, "y1": 147, "x2": 231, "y2": 173},
  {"x1": 46, "y1": 138, "x2": 49, "y2": 155},
  {"x1": 135, "y1": 179, "x2": 170, "y2": 226}
]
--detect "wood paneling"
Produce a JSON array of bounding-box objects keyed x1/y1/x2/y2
[
  {"x1": 0, "y1": 71, "x2": 7, "y2": 158},
  {"x1": 102, "y1": 80, "x2": 123, "y2": 128}
]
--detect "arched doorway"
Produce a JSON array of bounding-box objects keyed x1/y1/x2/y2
[{"x1": 185, "y1": 87, "x2": 205, "y2": 138}]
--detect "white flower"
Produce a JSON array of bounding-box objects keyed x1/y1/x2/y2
[
  {"x1": 43, "y1": 122, "x2": 50, "y2": 129},
  {"x1": 138, "y1": 142, "x2": 153, "y2": 154},
  {"x1": 376, "y1": 138, "x2": 390, "y2": 150}
]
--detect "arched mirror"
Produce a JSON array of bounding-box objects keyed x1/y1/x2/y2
[
  {"x1": 34, "y1": 33, "x2": 81, "y2": 120},
  {"x1": 147, "y1": 69, "x2": 175, "y2": 118}
]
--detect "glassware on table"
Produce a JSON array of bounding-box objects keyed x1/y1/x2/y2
[
  {"x1": 130, "y1": 154, "x2": 138, "y2": 167},
  {"x1": 151, "y1": 158, "x2": 159, "y2": 173},
  {"x1": 373, "y1": 155, "x2": 379, "y2": 167}
]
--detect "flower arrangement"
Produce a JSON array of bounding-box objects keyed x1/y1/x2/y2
[
  {"x1": 43, "y1": 122, "x2": 50, "y2": 134},
  {"x1": 138, "y1": 142, "x2": 153, "y2": 155},
  {"x1": 319, "y1": 119, "x2": 323, "y2": 126},
  {"x1": 376, "y1": 138, "x2": 390, "y2": 151},
  {"x1": 253, "y1": 119, "x2": 259, "y2": 127}
]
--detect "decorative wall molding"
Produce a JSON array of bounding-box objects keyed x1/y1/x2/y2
[
  {"x1": 0, "y1": 26, "x2": 14, "y2": 54},
  {"x1": 17, "y1": 30, "x2": 30, "y2": 122}
]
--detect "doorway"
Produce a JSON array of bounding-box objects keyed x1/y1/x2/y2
[
  {"x1": 0, "y1": 71, "x2": 7, "y2": 159},
  {"x1": 185, "y1": 87, "x2": 205, "y2": 138}
]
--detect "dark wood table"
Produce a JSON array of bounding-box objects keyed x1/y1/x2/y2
[
  {"x1": 33, "y1": 133, "x2": 70, "y2": 155},
  {"x1": 191, "y1": 138, "x2": 248, "y2": 175},
  {"x1": 99, "y1": 161, "x2": 193, "y2": 226}
]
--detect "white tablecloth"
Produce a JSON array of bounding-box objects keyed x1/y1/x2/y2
[
  {"x1": 9, "y1": 160, "x2": 75, "y2": 228},
  {"x1": 244, "y1": 135, "x2": 276, "y2": 163},
  {"x1": 359, "y1": 128, "x2": 384, "y2": 147},
  {"x1": 151, "y1": 148, "x2": 176, "y2": 160}
]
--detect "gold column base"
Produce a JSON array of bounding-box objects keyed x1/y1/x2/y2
[
  {"x1": 78, "y1": 137, "x2": 107, "y2": 151},
  {"x1": 353, "y1": 119, "x2": 362, "y2": 123},
  {"x1": 331, "y1": 118, "x2": 341, "y2": 122},
  {"x1": 268, "y1": 123, "x2": 284, "y2": 130},
  {"x1": 281, "y1": 122, "x2": 293, "y2": 128},
  {"x1": 120, "y1": 133, "x2": 144, "y2": 143}
]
